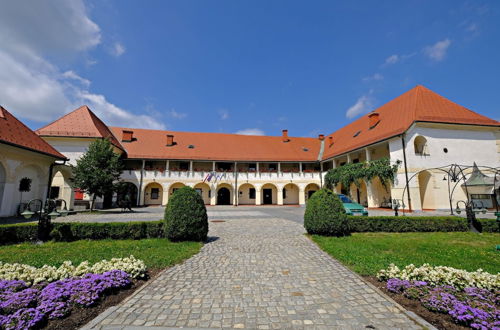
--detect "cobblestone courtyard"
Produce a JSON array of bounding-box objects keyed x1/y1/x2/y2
[{"x1": 84, "y1": 210, "x2": 430, "y2": 329}]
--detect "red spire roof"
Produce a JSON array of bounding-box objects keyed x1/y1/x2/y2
[
  {"x1": 322, "y1": 85, "x2": 500, "y2": 159},
  {"x1": 0, "y1": 106, "x2": 66, "y2": 159},
  {"x1": 36, "y1": 105, "x2": 124, "y2": 151}
]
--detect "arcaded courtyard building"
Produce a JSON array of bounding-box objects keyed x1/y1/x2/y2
[{"x1": 33, "y1": 85, "x2": 499, "y2": 213}]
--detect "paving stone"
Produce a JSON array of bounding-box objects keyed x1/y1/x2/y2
[{"x1": 83, "y1": 216, "x2": 426, "y2": 329}]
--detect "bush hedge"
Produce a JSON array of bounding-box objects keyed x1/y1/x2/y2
[
  {"x1": 164, "y1": 186, "x2": 208, "y2": 241},
  {"x1": 304, "y1": 189, "x2": 351, "y2": 236},
  {"x1": 349, "y1": 216, "x2": 499, "y2": 233},
  {"x1": 0, "y1": 221, "x2": 164, "y2": 245}
]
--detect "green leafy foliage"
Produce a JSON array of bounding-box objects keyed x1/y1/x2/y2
[
  {"x1": 324, "y1": 158, "x2": 400, "y2": 194},
  {"x1": 0, "y1": 221, "x2": 165, "y2": 245},
  {"x1": 304, "y1": 189, "x2": 351, "y2": 236},
  {"x1": 164, "y1": 186, "x2": 208, "y2": 241},
  {"x1": 349, "y1": 216, "x2": 498, "y2": 233},
  {"x1": 71, "y1": 138, "x2": 123, "y2": 210}
]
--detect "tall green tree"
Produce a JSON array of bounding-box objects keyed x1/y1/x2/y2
[{"x1": 72, "y1": 139, "x2": 123, "y2": 211}]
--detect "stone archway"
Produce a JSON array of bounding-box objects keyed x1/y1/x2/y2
[
  {"x1": 116, "y1": 182, "x2": 139, "y2": 207},
  {"x1": 418, "y1": 170, "x2": 434, "y2": 210},
  {"x1": 144, "y1": 182, "x2": 163, "y2": 205},
  {"x1": 238, "y1": 183, "x2": 256, "y2": 205},
  {"x1": 217, "y1": 187, "x2": 231, "y2": 205},
  {"x1": 304, "y1": 183, "x2": 320, "y2": 202},
  {"x1": 261, "y1": 183, "x2": 277, "y2": 205},
  {"x1": 169, "y1": 182, "x2": 185, "y2": 196},
  {"x1": 283, "y1": 183, "x2": 299, "y2": 205},
  {"x1": 194, "y1": 182, "x2": 211, "y2": 205}
]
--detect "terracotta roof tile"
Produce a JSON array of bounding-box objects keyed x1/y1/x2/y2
[
  {"x1": 109, "y1": 127, "x2": 322, "y2": 162},
  {"x1": 36, "y1": 106, "x2": 124, "y2": 151},
  {"x1": 322, "y1": 85, "x2": 500, "y2": 159},
  {"x1": 0, "y1": 106, "x2": 66, "y2": 159}
]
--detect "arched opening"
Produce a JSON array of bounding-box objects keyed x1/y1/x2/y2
[
  {"x1": 0, "y1": 162, "x2": 6, "y2": 212},
  {"x1": 116, "y1": 182, "x2": 138, "y2": 207},
  {"x1": 169, "y1": 182, "x2": 185, "y2": 196},
  {"x1": 418, "y1": 170, "x2": 434, "y2": 210},
  {"x1": 50, "y1": 168, "x2": 74, "y2": 210},
  {"x1": 304, "y1": 183, "x2": 320, "y2": 202},
  {"x1": 238, "y1": 183, "x2": 256, "y2": 205},
  {"x1": 217, "y1": 186, "x2": 231, "y2": 205},
  {"x1": 349, "y1": 181, "x2": 368, "y2": 206},
  {"x1": 370, "y1": 177, "x2": 391, "y2": 208},
  {"x1": 144, "y1": 182, "x2": 163, "y2": 205},
  {"x1": 283, "y1": 183, "x2": 299, "y2": 205},
  {"x1": 414, "y1": 136, "x2": 429, "y2": 156},
  {"x1": 261, "y1": 183, "x2": 277, "y2": 205},
  {"x1": 194, "y1": 182, "x2": 211, "y2": 205}
]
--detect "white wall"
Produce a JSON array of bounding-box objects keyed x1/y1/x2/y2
[{"x1": 389, "y1": 123, "x2": 499, "y2": 210}]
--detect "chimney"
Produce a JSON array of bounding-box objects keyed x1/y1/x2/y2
[
  {"x1": 368, "y1": 112, "x2": 380, "y2": 128},
  {"x1": 122, "y1": 130, "x2": 133, "y2": 142},
  {"x1": 166, "y1": 134, "x2": 174, "y2": 146},
  {"x1": 318, "y1": 134, "x2": 325, "y2": 141},
  {"x1": 282, "y1": 129, "x2": 290, "y2": 142},
  {"x1": 328, "y1": 136, "x2": 333, "y2": 146}
]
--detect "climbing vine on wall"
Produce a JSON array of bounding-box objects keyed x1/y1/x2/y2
[{"x1": 324, "y1": 158, "x2": 401, "y2": 193}]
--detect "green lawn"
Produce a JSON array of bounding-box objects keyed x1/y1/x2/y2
[
  {"x1": 0, "y1": 239, "x2": 202, "y2": 269},
  {"x1": 311, "y1": 232, "x2": 500, "y2": 275}
]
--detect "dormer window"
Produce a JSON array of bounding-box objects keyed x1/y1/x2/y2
[{"x1": 353, "y1": 130, "x2": 361, "y2": 137}]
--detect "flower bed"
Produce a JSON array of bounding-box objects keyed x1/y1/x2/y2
[
  {"x1": 385, "y1": 278, "x2": 499, "y2": 329},
  {"x1": 377, "y1": 264, "x2": 499, "y2": 329},
  {"x1": 0, "y1": 256, "x2": 146, "y2": 285},
  {"x1": 378, "y1": 263, "x2": 499, "y2": 291},
  {"x1": 0, "y1": 270, "x2": 131, "y2": 330}
]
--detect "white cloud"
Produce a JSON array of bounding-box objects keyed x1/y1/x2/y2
[
  {"x1": 423, "y1": 39, "x2": 451, "y2": 62},
  {"x1": 362, "y1": 73, "x2": 384, "y2": 82},
  {"x1": 62, "y1": 70, "x2": 91, "y2": 87},
  {"x1": 218, "y1": 109, "x2": 229, "y2": 120},
  {"x1": 235, "y1": 128, "x2": 265, "y2": 136},
  {"x1": 168, "y1": 109, "x2": 187, "y2": 119},
  {"x1": 111, "y1": 42, "x2": 126, "y2": 57},
  {"x1": 0, "y1": 0, "x2": 161, "y2": 129},
  {"x1": 76, "y1": 92, "x2": 165, "y2": 129},
  {"x1": 345, "y1": 94, "x2": 374, "y2": 119},
  {"x1": 384, "y1": 54, "x2": 400, "y2": 65}
]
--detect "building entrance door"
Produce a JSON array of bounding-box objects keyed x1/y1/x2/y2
[
  {"x1": 263, "y1": 189, "x2": 273, "y2": 204},
  {"x1": 217, "y1": 187, "x2": 231, "y2": 205}
]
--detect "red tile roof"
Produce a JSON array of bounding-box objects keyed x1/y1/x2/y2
[
  {"x1": 0, "y1": 106, "x2": 66, "y2": 159},
  {"x1": 322, "y1": 85, "x2": 500, "y2": 159},
  {"x1": 36, "y1": 106, "x2": 124, "y2": 151},
  {"x1": 109, "y1": 127, "x2": 322, "y2": 162}
]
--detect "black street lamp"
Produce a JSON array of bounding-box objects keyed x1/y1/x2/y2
[
  {"x1": 21, "y1": 198, "x2": 69, "y2": 240},
  {"x1": 455, "y1": 200, "x2": 486, "y2": 232}
]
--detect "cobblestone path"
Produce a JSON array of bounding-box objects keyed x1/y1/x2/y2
[{"x1": 84, "y1": 217, "x2": 428, "y2": 329}]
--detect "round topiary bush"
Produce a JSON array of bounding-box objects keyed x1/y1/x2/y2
[
  {"x1": 164, "y1": 186, "x2": 208, "y2": 241},
  {"x1": 304, "y1": 188, "x2": 351, "y2": 236}
]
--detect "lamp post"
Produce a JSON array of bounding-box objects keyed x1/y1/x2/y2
[
  {"x1": 20, "y1": 198, "x2": 69, "y2": 241},
  {"x1": 455, "y1": 200, "x2": 486, "y2": 233}
]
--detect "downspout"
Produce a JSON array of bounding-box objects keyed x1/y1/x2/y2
[
  {"x1": 401, "y1": 134, "x2": 412, "y2": 211},
  {"x1": 317, "y1": 139, "x2": 325, "y2": 188},
  {"x1": 234, "y1": 162, "x2": 238, "y2": 206}
]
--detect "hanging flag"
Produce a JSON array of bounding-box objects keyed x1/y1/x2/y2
[{"x1": 203, "y1": 173, "x2": 209, "y2": 182}]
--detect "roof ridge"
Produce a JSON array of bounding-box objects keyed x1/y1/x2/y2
[{"x1": 36, "y1": 105, "x2": 91, "y2": 134}]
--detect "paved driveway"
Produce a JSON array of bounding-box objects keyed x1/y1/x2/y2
[{"x1": 84, "y1": 210, "x2": 429, "y2": 329}]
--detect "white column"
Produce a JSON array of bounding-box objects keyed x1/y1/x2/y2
[
  {"x1": 190, "y1": 161, "x2": 193, "y2": 173},
  {"x1": 278, "y1": 162, "x2": 281, "y2": 174},
  {"x1": 255, "y1": 186, "x2": 262, "y2": 205},
  {"x1": 299, "y1": 186, "x2": 306, "y2": 205},
  {"x1": 347, "y1": 154, "x2": 352, "y2": 163},
  {"x1": 162, "y1": 184, "x2": 169, "y2": 205},
  {"x1": 210, "y1": 186, "x2": 217, "y2": 205},
  {"x1": 277, "y1": 188, "x2": 284, "y2": 205},
  {"x1": 332, "y1": 159, "x2": 337, "y2": 169},
  {"x1": 365, "y1": 147, "x2": 371, "y2": 161},
  {"x1": 212, "y1": 162, "x2": 216, "y2": 171}
]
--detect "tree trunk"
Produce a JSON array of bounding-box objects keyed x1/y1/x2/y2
[{"x1": 91, "y1": 194, "x2": 97, "y2": 212}]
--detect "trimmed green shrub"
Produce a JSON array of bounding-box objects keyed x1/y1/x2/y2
[
  {"x1": 164, "y1": 186, "x2": 208, "y2": 241},
  {"x1": 0, "y1": 221, "x2": 165, "y2": 246},
  {"x1": 349, "y1": 216, "x2": 499, "y2": 233},
  {"x1": 304, "y1": 189, "x2": 351, "y2": 236}
]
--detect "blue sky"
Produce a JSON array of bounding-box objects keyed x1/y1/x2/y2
[{"x1": 0, "y1": 1, "x2": 498, "y2": 137}]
